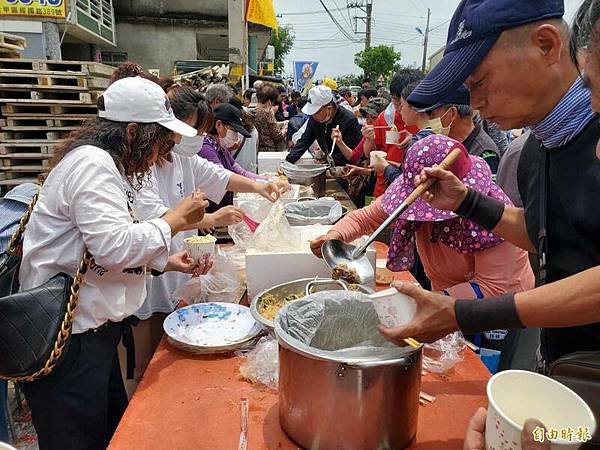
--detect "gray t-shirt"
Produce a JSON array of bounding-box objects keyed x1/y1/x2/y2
[{"x1": 496, "y1": 131, "x2": 530, "y2": 208}]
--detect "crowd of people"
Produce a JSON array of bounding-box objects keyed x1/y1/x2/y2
[{"x1": 1, "y1": 0, "x2": 600, "y2": 448}]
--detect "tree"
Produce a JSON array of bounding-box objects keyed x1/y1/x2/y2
[
  {"x1": 269, "y1": 25, "x2": 295, "y2": 75},
  {"x1": 337, "y1": 73, "x2": 363, "y2": 87},
  {"x1": 354, "y1": 45, "x2": 401, "y2": 79}
]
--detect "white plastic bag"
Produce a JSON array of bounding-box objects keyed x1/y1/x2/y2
[
  {"x1": 171, "y1": 248, "x2": 244, "y2": 304},
  {"x1": 229, "y1": 201, "x2": 305, "y2": 252},
  {"x1": 284, "y1": 199, "x2": 343, "y2": 225},
  {"x1": 422, "y1": 332, "x2": 466, "y2": 373},
  {"x1": 237, "y1": 336, "x2": 279, "y2": 390}
]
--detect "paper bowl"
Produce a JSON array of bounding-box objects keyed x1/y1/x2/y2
[
  {"x1": 385, "y1": 130, "x2": 400, "y2": 144},
  {"x1": 370, "y1": 150, "x2": 387, "y2": 166},
  {"x1": 370, "y1": 287, "x2": 416, "y2": 328},
  {"x1": 183, "y1": 235, "x2": 217, "y2": 262},
  {"x1": 486, "y1": 370, "x2": 596, "y2": 450}
]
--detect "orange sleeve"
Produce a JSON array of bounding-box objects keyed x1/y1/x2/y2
[{"x1": 331, "y1": 197, "x2": 389, "y2": 243}]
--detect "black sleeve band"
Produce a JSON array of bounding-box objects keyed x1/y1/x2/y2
[
  {"x1": 455, "y1": 187, "x2": 505, "y2": 231},
  {"x1": 150, "y1": 269, "x2": 164, "y2": 277},
  {"x1": 455, "y1": 293, "x2": 525, "y2": 334}
]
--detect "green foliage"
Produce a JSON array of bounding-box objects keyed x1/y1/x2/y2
[
  {"x1": 269, "y1": 25, "x2": 295, "y2": 75},
  {"x1": 337, "y1": 73, "x2": 363, "y2": 87},
  {"x1": 354, "y1": 45, "x2": 401, "y2": 79}
]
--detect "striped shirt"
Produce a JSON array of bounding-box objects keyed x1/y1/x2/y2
[
  {"x1": 532, "y1": 76, "x2": 597, "y2": 149},
  {"x1": 0, "y1": 199, "x2": 28, "y2": 252}
]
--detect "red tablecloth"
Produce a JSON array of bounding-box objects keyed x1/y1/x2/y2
[{"x1": 109, "y1": 269, "x2": 491, "y2": 450}]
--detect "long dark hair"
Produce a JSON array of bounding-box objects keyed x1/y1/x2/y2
[
  {"x1": 166, "y1": 83, "x2": 213, "y2": 132},
  {"x1": 50, "y1": 107, "x2": 173, "y2": 191}
]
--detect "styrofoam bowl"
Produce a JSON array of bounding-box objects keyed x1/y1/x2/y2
[
  {"x1": 370, "y1": 287, "x2": 416, "y2": 328},
  {"x1": 486, "y1": 370, "x2": 596, "y2": 450},
  {"x1": 183, "y1": 235, "x2": 216, "y2": 262},
  {"x1": 370, "y1": 150, "x2": 387, "y2": 166}
]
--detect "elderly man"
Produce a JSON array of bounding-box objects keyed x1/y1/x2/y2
[
  {"x1": 205, "y1": 84, "x2": 234, "y2": 107},
  {"x1": 383, "y1": 0, "x2": 600, "y2": 403},
  {"x1": 410, "y1": 84, "x2": 501, "y2": 173},
  {"x1": 286, "y1": 85, "x2": 362, "y2": 167}
]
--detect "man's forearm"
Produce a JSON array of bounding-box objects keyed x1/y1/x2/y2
[
  {"x1": 456, "y1": 188, "x2": 535, "y2": 252},
  {"x1": 516, "y1": 266, "x2": 600, "y2": 327},
  {"x1": 456, "y1": 265, "x2": 600, "y2": 334},
  {"x1": 286, "y1": 145, "x2": 306, "y2": 163}
]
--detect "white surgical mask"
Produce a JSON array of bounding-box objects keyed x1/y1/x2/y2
[
  {"x1": 426, "y1": 109, "x2": 453, "y2": 136},
  {"x1": 173, "y1": 134, "x2": 205, "y2": 157},
  {"x1": 219, "y1": 129, "x2": 240, "y2": 149}
]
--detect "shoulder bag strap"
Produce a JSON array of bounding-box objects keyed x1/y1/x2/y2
[
  {"x1": 7, "y1": 190, "x2": 39, "y2": 254},
  {"x1": 537, "y1": 147, "x2": 549, "y2": 286}
]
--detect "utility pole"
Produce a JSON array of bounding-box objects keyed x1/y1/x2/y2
[
  {"x1": 365, "y1": 0, "x2": 372, "y2": 49},
  {"x1": 348, "y1": 0, "x2": 373, "y2": 50},
  {"x1": 421, "y1": 7, "x2": 431, "y2": 72}
]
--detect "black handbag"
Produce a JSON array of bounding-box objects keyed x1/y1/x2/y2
[{"x1": 0, "y1": 192, "x2": 90, "y2": 382}]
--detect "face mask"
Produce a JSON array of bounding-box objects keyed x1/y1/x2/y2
[
  {"x1": 426, "y1": 109, "x2": 453, "y2": 136},
  {"x1": 219, "y1": 129, "x2": 239, "y2": 149},
  {"x1": 172, "y1": 134, "x2": 205, "y2": 157}
]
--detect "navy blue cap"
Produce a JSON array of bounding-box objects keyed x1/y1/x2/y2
[
  {"x1": 410, "y1": 84, "x2": 471, "y2": 113},
  {"x1": 408, "y1": 0, "x2": 564, "y2": 106}
]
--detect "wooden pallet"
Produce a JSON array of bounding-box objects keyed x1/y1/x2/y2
[
  {"x1": 2, "y1": 117, "x2": 54, "y2": 127},
  {"x1": 1, "y1": 116, "x2": 91, "y2": 127},
  {"x1": 0, "y1": 164, "x2": 45, "y2": 174},
  {"x1": 1, "y1": 102, "x2": 98, "y2": 116},
  {"x1": 0, "y1": 59, "x2": 113, "y2": 77},
  {"x1": 0, "y1": 177, "x2": 40, "y2": 188},
  {"x1": 0, "y1": 156, "x2": 49, "y2": 168},
  {"x1": 0, "y1": 33, "x2": 26, "y2": 49},
  {"x1": 0, "y1": 90, "x2": 96, "y2": 103},
  {"x1": 0, "y1": 142, "x2": 56, "y2": 155},
  {"x1": 0, "y1": 152, "x2": 52, "y2": 161},
  {"x1": 0, "y1": 130, "x2": 70, "y2": 141},
  {"x1": 0, "y1": 99, "x2": 98, "y2": 119}
]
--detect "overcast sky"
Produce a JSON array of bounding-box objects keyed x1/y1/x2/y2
[{"x1": 272, "y1": 0, "x2": 582, "y2": 79}]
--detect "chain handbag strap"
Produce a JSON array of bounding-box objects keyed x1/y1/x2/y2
[
  {"x1": 2, "y1": 187, "x2": 92, "y2": 382},
  {"x1": 7, "y1": 191, "x2": 39, "y2": 254}
]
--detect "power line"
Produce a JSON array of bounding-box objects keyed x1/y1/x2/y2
[
  {"x1": 278, "y1": 7, "x2": 347, "y2": 16},
  {"x1": 318, "y1": 0, "x2": 360, "y2": 42}
]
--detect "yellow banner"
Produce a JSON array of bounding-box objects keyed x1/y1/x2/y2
[
  {"x1": 0, "y1": 0, "x2": 67, "y2": 19},
  {"x1": 246, "y1": 0, "x2": 277, "y2": 30}
]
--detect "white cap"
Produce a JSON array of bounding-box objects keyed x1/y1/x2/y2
[
  {"x1": 98, "y1": 77, "x2": 197, "y2": 137},
  {"x1": 302, "y1": 85, "x2": 334, "y2": 115}
]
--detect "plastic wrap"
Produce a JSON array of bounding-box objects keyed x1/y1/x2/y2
[
  {"x1": 171, "y1": 248, "x2": 244, "y2": 304},
  {"x1": 275, "y1": 291, "x2": 412, "y2": 362},
  {"x1": 237, "y1": 336, "x2": 279, "y2": 390},
  {"x1": 284, "y1": 199, "x2": 343, "y2": 225},
  {"x1": 422, "y1": 332, "x2": 466, "y2": 373}
]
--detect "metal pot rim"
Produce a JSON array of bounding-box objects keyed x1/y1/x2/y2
[
  {"x1": 250, "y1": 277, "x2": 374, "y2": 330},
  {"x1": 274, "y1": 311, "x2": 421, "y2": 366}
]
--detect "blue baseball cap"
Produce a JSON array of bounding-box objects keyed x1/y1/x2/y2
[
  {"x1": 410, "y1": 84, "x2": 471, "y2": 113},
  {"x1": 408, "y1": 0, "x2": 564, "y2": 107}
]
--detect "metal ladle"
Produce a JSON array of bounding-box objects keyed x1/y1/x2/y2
[{"x1": 322, "y1": 148, "x2": 463, "y2": 276}]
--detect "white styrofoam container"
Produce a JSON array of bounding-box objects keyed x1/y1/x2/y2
[
  {"x1": 245, "y1": 225, "x2": 377, "y2": 301},
  {"x1": 258, "y1": 151, "x2": 312, "y2": 175}
]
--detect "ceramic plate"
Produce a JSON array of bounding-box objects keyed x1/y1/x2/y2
[{"x1": 163, "y1": 303, "x2": 263, "y2": 354}]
